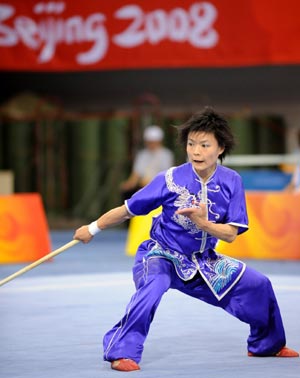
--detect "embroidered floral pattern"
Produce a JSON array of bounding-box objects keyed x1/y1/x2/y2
[
  {"x1": 166, "y1": 167, "x2": 221, "y2": 232},
  {"x1": 146, "y1": 247, "x2": 197, "y2": 280}
]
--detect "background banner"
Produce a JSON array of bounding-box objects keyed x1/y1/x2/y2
[
  {"x1": 218, "y1": 192, "x2": 300, "y2": 260},
  {"x1": 0, "y1": 193, "x2": 51, "y2": 263},
  {"x1": 1, "y1": 0, "x2": 300, "y2": 71},
  {"x1": 126, "y1": 192, "x2": 300, "y2": 260}
]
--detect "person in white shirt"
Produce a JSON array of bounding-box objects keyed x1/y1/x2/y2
[{"x1": 120, "y1": 125, "x2": 174, "y2": 200}]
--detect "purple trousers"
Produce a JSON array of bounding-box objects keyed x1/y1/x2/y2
[{"x1": 103, "y1": 254, "x2": 286, "y2": 363}]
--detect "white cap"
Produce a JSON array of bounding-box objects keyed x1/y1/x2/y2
[{"x1": 143, "y1": 126, "x2": 164, "y2": 142}]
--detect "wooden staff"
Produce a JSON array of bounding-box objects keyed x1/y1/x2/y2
[{"x1": 0, "y1": 239, "x2": 80, "y2": 287}]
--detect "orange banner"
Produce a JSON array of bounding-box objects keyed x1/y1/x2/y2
[
  {"x1": 1, "y1": 0, "x2": 300, "y2": 71},
  {"x1": 218, "y1": 192, "x2": 300, "y2": 260},
  {"x1": 0, "y1": 193, "x2": 51, "y2": 263}
]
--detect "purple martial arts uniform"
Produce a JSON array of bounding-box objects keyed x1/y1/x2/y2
[{"x1": 103, "y1": 163, "x2": 286, "y2": 363}]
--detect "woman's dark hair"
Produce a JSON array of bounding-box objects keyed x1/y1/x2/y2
[{"x1": 177, "y1": 107, "x2": 235, "y2": 163}]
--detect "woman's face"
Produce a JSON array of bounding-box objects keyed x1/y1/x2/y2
[{"x1": 186, "y1": 131, "x2": 224, "y2": 180}]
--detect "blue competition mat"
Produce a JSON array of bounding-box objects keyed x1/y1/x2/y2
[{"x1": 1, "y1": 230, "x2": 300, "y2": 377}]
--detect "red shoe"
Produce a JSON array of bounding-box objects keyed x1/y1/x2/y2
[
  {"x1": 111, "y1": 358, "x2": 140, "y2": 371},
  {"x1": 248, "y1": 346, "x2": 299, "y2": 357}
]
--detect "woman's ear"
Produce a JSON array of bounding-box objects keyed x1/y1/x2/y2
[{"x1": 218, "y1": 146, "x2": 225, "y2": 156}]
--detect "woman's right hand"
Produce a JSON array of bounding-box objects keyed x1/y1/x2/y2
[{"x1": 73, "y1": 225, "x2": 93, "y2": 243}]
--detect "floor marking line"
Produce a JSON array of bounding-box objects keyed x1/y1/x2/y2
[{"x1": 2, "y1": 280, "x2": 300, "y2": 293}]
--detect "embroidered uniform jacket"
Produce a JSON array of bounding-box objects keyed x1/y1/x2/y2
[{"x1": 125, "y1": 162, "x2": 249, "y2": 300}]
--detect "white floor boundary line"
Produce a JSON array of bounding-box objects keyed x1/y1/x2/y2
[{"x1": 2, "y1": 278, "x2": 300, "y2": 293}]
